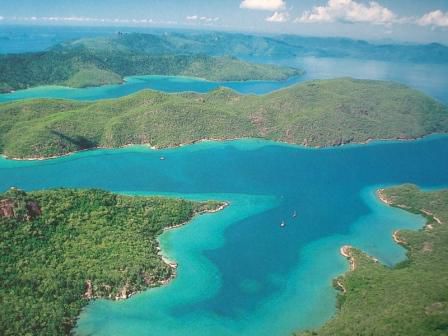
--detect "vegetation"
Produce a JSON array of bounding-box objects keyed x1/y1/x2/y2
[
  {"x1": 0, "y1": 78, "x2": 447, "y2": 159},
  {"x1": 55, "y1": 32, "x2": 448, "y2": 63},
  {"x1": 297, "y1": 185, "x2": 448, "y2": 336},
  {"x1": 4, "y1": 30, "x2": 445, "y2": 93},
  {"x1": 0, "y1": 188, "x2": 223, "y2": 335},
  {"x1": 0, "y1": 39, "x2": 301, "y2": 92}
]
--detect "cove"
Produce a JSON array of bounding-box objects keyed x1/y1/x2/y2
[{"x1": 1, "y1": 135, "x2": 448, "y2": 335}]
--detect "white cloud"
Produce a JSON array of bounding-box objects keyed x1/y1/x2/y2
[
  {"x1": 298, "y1": 0, "x2": 396, "y2": 25},
  {"x1": 12, "y1": 16, "x2": 155, "y2": 25},
  {"x1": 418, "y1": 10, "x2": 448, "y2": 28},
  {"x1": 240, "y1": 0, "x2": 286, "y2": 11},
  {"x1": 186, "y1": 15, "x2": 219, "y2": 23},
  {"x1": 266, "y1": 11, "x2": 289, "y2": 22}
]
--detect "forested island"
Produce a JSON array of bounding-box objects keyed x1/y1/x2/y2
[
  {"x1": 0, "y1": 78, "x2": 447, "y2": 159},
  {"x1": 0, "y1": 33, "x2": 302, "y2": 92},
  {"x1": 0, "y1": 188, "x2": 223, "y2": 335},
  {"x1": 297, "y1": 185, "x2": 448, "y2": 336},
  {"x1": 4, "y1": 30, "x2": 447, "y2": 94}
]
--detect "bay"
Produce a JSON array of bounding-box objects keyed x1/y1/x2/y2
[{"x1": 1, "y1": 135, "x2": 447, "y2": 335}]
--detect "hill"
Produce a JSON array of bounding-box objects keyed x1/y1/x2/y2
[
  {"x1": 0, "y1": 78, "x2": 447, "y2": 159},
  {"x1": 296, "y1": 185, "x2": 448, "y2": 336},
  {"x1": 0, "y1": 188, "x2": 223, "y2": 335},
  {"x1": 59, "y1": 31, "x2": 448, "y2": 63},
  {"x1": 0, "y1": 45, "x2": 301, "y2": 93}
]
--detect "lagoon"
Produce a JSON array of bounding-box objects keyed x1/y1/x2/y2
[{"x1": 1, "y1": 136, "x2": 447, "y2": 335}]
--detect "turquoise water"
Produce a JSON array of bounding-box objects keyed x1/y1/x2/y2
[
  {"x1": 0, "y1": 75, "x2": 303, "y2": 103},
  {"x1": 1, "y1": 136, "x2": 447, "y2": 335}
]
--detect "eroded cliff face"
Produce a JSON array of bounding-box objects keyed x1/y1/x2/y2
[{"x1": 0, "y1": 189, "x2": 41, "y2": 221}]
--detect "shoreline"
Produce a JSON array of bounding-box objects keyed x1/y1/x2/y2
[
  {"x1": 337, "y1": 187, "x2": 443, "y2": 277},
  {"x1": 2, "y1": 132, "x2": 446, "y2": 162},
  {"x1": 336, "y1": 186, "x2": 427, "y2": 292},
  {"x1": 339, "y1": 245, "x2": 356, "y2": 271},
  {"x1": 115, "y1": 201, "x2": 229, "y2": 301},
  {"x1": 0, "y1": 72, "x2": 303, "y2": 97}
]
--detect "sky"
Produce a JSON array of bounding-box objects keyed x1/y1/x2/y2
[{"x1": 0, "y1": 0, "x2": 448, "y2": 43}]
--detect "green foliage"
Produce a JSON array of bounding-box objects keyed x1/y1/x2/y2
[
  {"x1": 58, "y1": 32, "x2": 448, "y2": 63},
  {"x1": 0, "y1": 78, "x2": 447, "y2": 159},
  {"x1": 64, "y1": 66, "x2": 123, "y2": 88},
  {"x1": 296, "y1": 185, "x2": 448, "y2": 336},
  {"x1": 0, "y1": 41, "x2": 300, "y2": 92},
  {"x1": 0, "y1": 188, "x2": 222, "y2": 335}
]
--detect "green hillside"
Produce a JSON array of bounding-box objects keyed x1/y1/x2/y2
[
  {"x1": 297, "y1": 185, "x2": 448, "y2": 336},
  {"x1": 0, "y1": 78, "x2": 447, "y2": 159},
  {"x1": 0, "y1": 188, "x2": 223, "y2": 335},
  {"x1": 0, "y1": 44, "x2": 301, "y2": 93}
]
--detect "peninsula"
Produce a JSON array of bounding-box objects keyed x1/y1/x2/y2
[
  {"x1": 0, "y1": 188, "x2": 224, "y2": 335},
  {"x1": 0, "y1": 78, "x2": 447, "y2": 159}
]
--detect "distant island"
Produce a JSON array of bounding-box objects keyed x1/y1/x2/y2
[
  {"x1": 0, "y1": 188, "x2": 224, "y2": 335},
  {"x1": 3, "y1": 30, "x2": 447, "y2": 94},
  {"x1": 0, "y1": 78, "x2": 447, "y2": 159},
  {"x1": 296, "y1": 184, "x2": 448, "y2": 336},
  {"x1": 15, "y1": 31, "x2": 448, "y2": 63},
  {"x1": 0, "y1": 33, "x2": 302, "y2": 93},
  {"x1": 2, "y1": 31, "x2": 448, "y2": 64}
]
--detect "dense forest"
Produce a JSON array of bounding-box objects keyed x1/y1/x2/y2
[
  {"x1": 0, "y1": 36, "x2": 301, "y2": 92},
  {"x1": 0, "y1": 188, "x2": 222, "y2": 335},
  {"x1": 0, "y1": 78, "x2": 447, "y2": 159},
  {"x1": 297, "y1": 185, "x2": 448, "y2": 336}
]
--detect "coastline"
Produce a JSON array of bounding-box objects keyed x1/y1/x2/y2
[
  {"x1": 2, "y1": 132, "x2": 446, "y2": 162},
  {"x1": 115, "y1": 201, "x2": 229, "y2": 301},
  {"x1": 0, "y1": 72, "x2": 303, "y2": 98},
  {"x1": 339, "y1": 245, "x2": 356, "y2": 271},
  {"x1": 335, "y1": 186, "x2": 428, "y2": 292}
]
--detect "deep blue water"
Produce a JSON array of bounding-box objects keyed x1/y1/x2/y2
[{"x1": 1, "y1": 136, "x2": 447, "y2": 335}]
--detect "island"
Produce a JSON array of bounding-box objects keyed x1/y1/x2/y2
[
  {"x1": 0, "y1": 33, "x2": 302, "y2": 92},
  {"x1": 296, "y1": 184, "x2": 448, "y2": 336},
  {"x1": 0, "y1": 188, "x2": 225, "y2": 335},
  {"x1": 0, "y1": 78, "x2": 447, "y2": 159}
]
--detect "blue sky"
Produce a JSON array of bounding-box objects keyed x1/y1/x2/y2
[{"x1": 1, "y1": 0, "x2": 448, "y2": 43}]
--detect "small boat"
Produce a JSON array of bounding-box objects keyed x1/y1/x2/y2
[
  {"x1": 280, "y1": 220, "x2": 285, "y2": 228},
  {"x1": 292, "y1": 210, "x2": 297, "y2": 218},
  {"x1": 160, "y1": 156, "x2": 165, "y2": 160}
]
